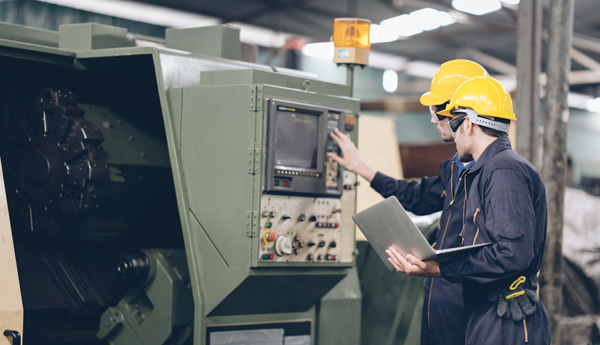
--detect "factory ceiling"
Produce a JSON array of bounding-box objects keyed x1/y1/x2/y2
[{"x1": 129, "y1": 0, "x2": 600, "y2": 73}]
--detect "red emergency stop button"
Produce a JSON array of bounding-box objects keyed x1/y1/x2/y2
[{"x1": 263, "y1": 230, "x2": 277, "y2": 244}]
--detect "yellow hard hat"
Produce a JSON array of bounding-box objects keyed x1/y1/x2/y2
[
  {"x1": 420, "y1": 59, "x2": 489, "y2": 108},
  {"x1": 437, "y1": 76, "x2": 517, "y2": 121}
]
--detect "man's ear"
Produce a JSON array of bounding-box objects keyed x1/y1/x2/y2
[{"x1": 464, "y1": 117, "x2": 474, "y2": 135}]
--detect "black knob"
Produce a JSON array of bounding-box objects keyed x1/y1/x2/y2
[
  {"x1": 117, "y1": 250, "x2": 150, "y2": 284},
  {"x1": 309, "y1": 215, "x2": 317, "y2": 222},
  {"x1": 307, "y1": 254, "x2": 314, "y2": 261},
  {"x1": 294, "y1": 248, "x2": 300, "y2": 255},
  {"x1": 294, "y1": 235, "x2": 301, "y2": 242},
  {"x1": 308, "y1": 241, "x2": 316, "y2": 247},
  {"x1": 297, "y1": 242, "x2": 304, "y2": 248},
  {"x1": 281, "y1": 213, "x2": 291, "y2": 220},
  {"x1": 298, "y1": 214, "x2": 306, "y2": 221},
  {"x1": 330, "y1": 241, "x2": 337, "y2": 248},
  {"x1": 318, "y1": 240, "x2": 326, "y2": 248}
]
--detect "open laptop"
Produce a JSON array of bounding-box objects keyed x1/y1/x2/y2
[{"x1": 352, "y1": 196, "x2": 492, "y2": 271}]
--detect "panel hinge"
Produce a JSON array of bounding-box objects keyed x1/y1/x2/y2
[
  {"x1": 245, "y1": 211, "x2": 259, "y2": 237},
  {"x1": 249, "y1": 85, "x2": 263, "y2": 112},
  {"x1": 247, "y1": 148, "x2": 261, "y2": 174}
]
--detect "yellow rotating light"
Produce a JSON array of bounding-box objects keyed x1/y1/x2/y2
[{"x1": 333, "y1": 18, "x2": 371, "y2": 65}]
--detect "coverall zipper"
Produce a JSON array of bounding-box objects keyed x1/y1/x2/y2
[{"x1": 428, "y1": 164, "x2": 470, "y2": 333}]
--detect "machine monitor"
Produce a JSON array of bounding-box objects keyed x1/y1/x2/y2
[{"x1": 264, "y1": 98, "x2": 345, "y2": 197}]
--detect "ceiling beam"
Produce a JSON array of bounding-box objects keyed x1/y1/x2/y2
[{"x1": 461, "y1": 48, "x2": 517, "y2": 75}]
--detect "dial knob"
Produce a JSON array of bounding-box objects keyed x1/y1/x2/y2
[
  {"x1": 309, "y1": 215, "x2": 317, "y2": 222},
  {"x1": 329, "y1": 241, "x2": 337, "y2": 248},
  {"x1": 281, "y1": 213, "x2": 291, "y2": 220},
  {"x1": 269, "y1": 211, "x2": 277, "y2": 218},
  {"x1": 298, "y1": 214, "x2": 306, "y2": 222},
  {"x1": 307, "y1": 241, "x2": 316, "y2": 247},
  {"x1": 318, "y1": 240, "x2": 326, "y2": 248},
  {"x1": 274, "y1": 236, "x2": 293, "y2": 256}
]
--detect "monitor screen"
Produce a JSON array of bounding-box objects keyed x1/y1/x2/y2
[{"x1": 274, "y1": 109, "x2": 319, "y2": 169}]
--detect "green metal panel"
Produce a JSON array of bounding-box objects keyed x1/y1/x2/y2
[
  {"x1": 317, "y1": 267, "x2": 361, "y2": 345},
  {"x1": 98, "y1": 250, "x2": 194, "y2": 345},
  {"x1": 166, "y1": 26, "x2": 242, "y2": 61},
  {"x1": 199, "y1": 69, "x2": 352, "y2": 99},
  {"x1": 59, "y1": 23, "x2": 136, "y2": 51}
]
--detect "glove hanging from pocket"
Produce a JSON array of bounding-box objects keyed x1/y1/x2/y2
[{"x1": 488, "y1": 276, "x2": 539, "y2": 322}]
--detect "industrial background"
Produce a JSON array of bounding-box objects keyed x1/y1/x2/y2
[{"x1": 0, "y1": 0, "x2": 598, "y2": 344}]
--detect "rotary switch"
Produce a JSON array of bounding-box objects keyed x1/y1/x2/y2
[{"x1": 274, "y1": 236, "x2": 292, "y2": 256}]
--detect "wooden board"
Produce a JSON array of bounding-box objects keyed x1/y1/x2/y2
[
  {"x1": 355, "y1": 116, "x2": 403, "y2": 241},
  {"x1": 0, "y1": 159, "x2": 23, "y2": 345}
]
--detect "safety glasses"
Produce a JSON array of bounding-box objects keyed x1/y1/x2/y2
[
  {"x1": 429, "y1": 105, "x2": 448, "y2": 123},
  {"x1": 448, "y1": 113, "x2": 467, "y2": 138}
]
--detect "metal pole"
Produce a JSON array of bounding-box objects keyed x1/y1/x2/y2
[
  {"x1": 346, "y1": 64, "x2": 355, "y2": 97},
  {"x1": 515, "y1": 0, "x2": 543, "y2": 168},
  {"x1": 540, "y1": 0, "x2": 574, "y2": 343}
]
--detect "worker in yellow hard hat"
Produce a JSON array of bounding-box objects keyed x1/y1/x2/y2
[
  {"x1": 329, "y1": 59, "x2": 487, "y2": 345},
  {"x1": 386, "y1": 76, "x2": 551, "y2": 345}
]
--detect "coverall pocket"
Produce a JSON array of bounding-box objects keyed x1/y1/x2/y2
[{"x1": 488, "y1": 191, "x2": 531, "y2": 242}]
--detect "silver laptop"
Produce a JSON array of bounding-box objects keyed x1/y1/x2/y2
[{"x1": 352, "y1": 196, "x2": 492, "y2": 271}]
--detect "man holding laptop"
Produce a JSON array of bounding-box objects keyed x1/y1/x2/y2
[
  {"x1": 385, "y1": 76, "x2": 550, "y2": 344},
  {"x1": 328, "y1": 59, "x2": 487, "y2": 345}
]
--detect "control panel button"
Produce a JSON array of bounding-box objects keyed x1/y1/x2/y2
[
  {"x1": 318, "y1": 241, "x2": 326, "y2": 248},
  {"x1": 293, "y1": 235, "x2": 301, "y2": 242},
  {"x1": 263, "y1": 230, "x2": 276, "y2": 244},
  {"x1": 316, "y1": 222, "x2": 340, "y2": 228},
  {"x1": 307, "y1": 254, "x2": 314, "y2": 261},
  {"x1": 269, "y1": 211, "x2": 277, "y2": 218},
  {"x1": 298, "y1": 214, "x2": 306, "y2": 222},
  {"x1": 297, "y1": 242, "x2": 304, "y2": 248},
  {"x1": 293, "y1": 248, "x2": 300, "y2": 255},
  {"x1": 309, "y1": 215, "x2": 317, "y2": 222},
  {"x1": 262, "y1": 211, "x2": 270, "y2": 217},
  {"x1": 262, "y1": 254, "x2": 274, "y2": 260},
  {"x1": 325, "y1": 254, "x2": 337, "y2": 261},
  {"x1": 275, "y1": 236, "x2": 293, "y2": 256},
  {"x1": 266, "y1": 222, "x2": 273, "y2": 228},
  {"x1": 281, "y1": 213, "x2": 291, "y2": 220},
  {"x1": 317, "y1": 255, "x2": 323, "y2": 260}
]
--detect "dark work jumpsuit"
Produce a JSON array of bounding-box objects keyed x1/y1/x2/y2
[
  {"x1": 370, "y1": 153, "x2": 474, "y2": 345},
  {"x1": 439, "y1": 136, "x2": 550, "y2": 344}
]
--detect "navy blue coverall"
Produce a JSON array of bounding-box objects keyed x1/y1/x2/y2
[
  {"x1": 440, "y1": 136, "x2": 550, "y2": 344},
  {"x1": 371, "y1": 154, "x2": 473, "y2": 345}
]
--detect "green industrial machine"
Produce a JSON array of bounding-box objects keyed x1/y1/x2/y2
[{"x1": 0, "y1": 22, "x2": 361, "y2": 345}]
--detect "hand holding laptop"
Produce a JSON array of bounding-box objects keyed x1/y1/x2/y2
[
  {"x1": 385, "y1": 247, "x2": 442, "y2": 277},
  {"x1": 352, "y1": 196, "x2": 492, "y2": 271}
]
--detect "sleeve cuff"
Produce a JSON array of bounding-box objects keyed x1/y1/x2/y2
[
  {"x1": 370, "y1": 171, "x2": 386, "y2": 193},
  {"x1": 439, "y1": 257, "x2": 466, "y2": 284}
]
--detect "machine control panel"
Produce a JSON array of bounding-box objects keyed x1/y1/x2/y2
[{"x1": 258, "y1": 172, "x2": 356, "y2": 264}]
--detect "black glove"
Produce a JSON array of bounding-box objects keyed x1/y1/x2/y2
[{"x1": 488, "y1": 276, "x2": 538, "y2": 322}]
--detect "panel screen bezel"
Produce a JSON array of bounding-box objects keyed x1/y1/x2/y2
[{"x1": 263, "y1": 98, "x2": 344, "y2": 197}]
